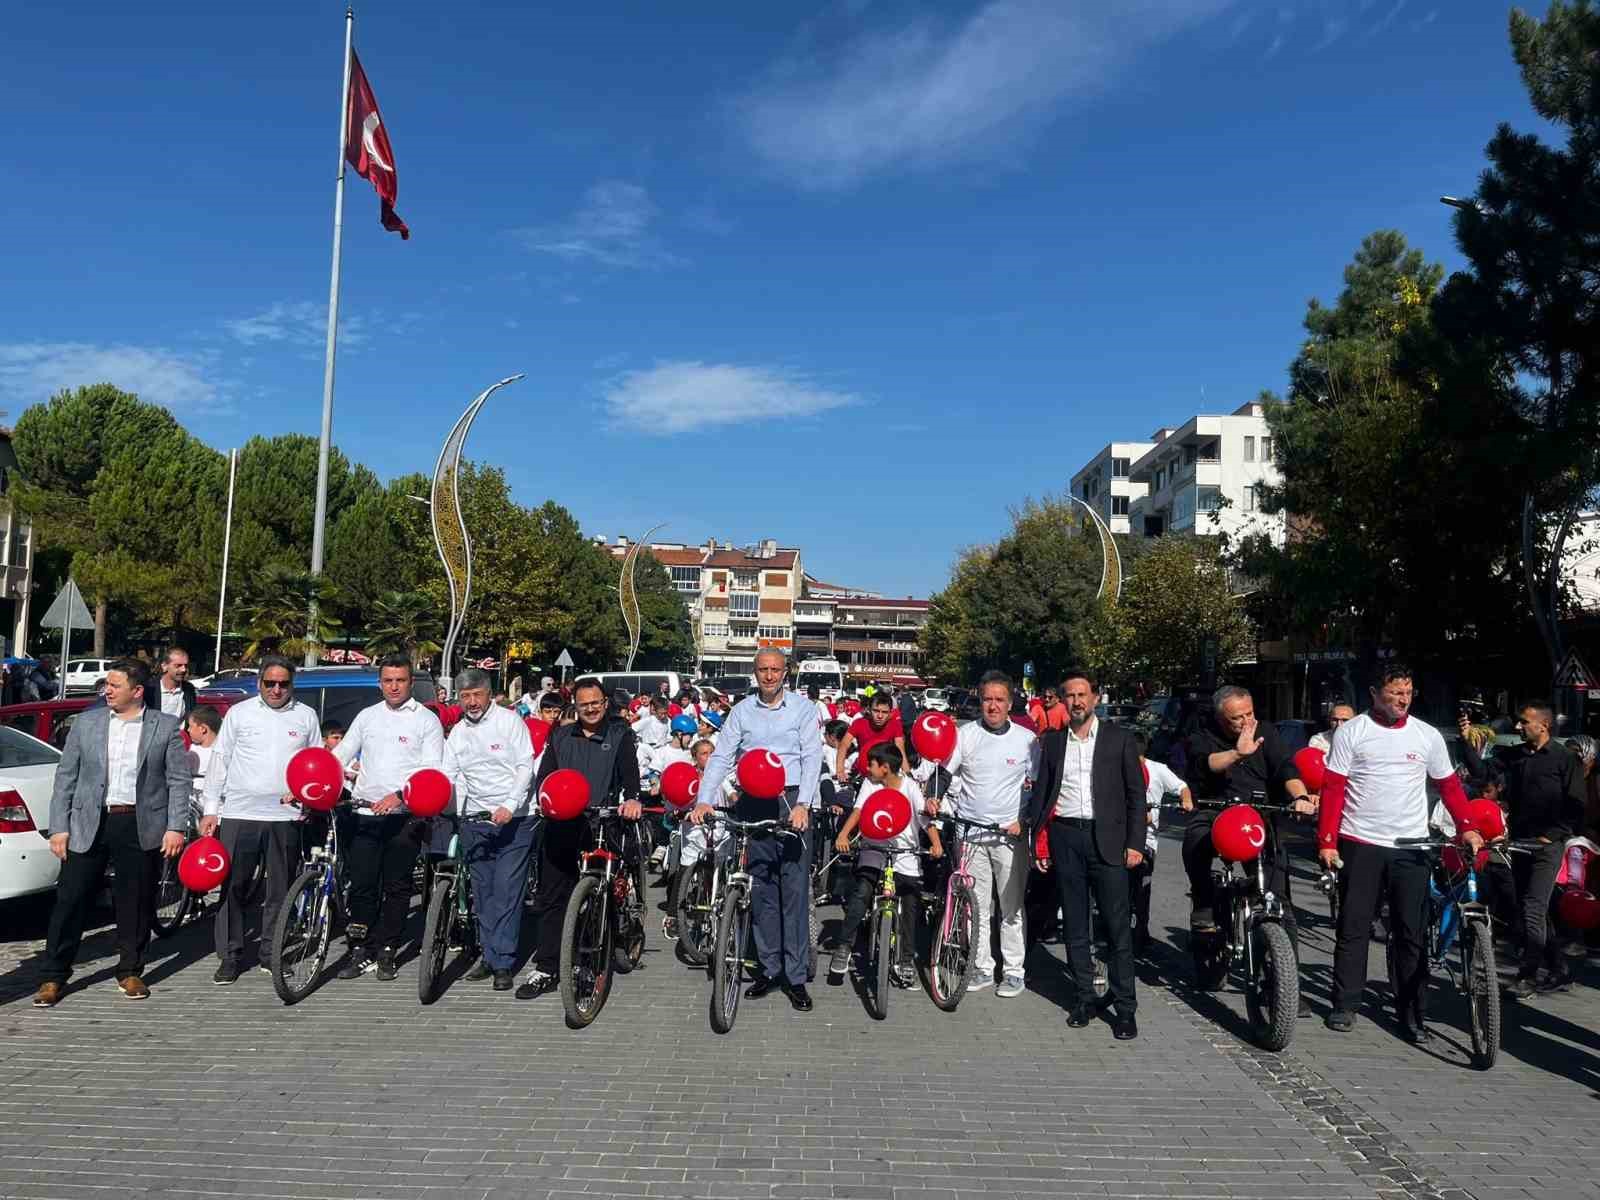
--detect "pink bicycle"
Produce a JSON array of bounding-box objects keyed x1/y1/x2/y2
[{"x1": 923, "y1": 815, "x2": 1004, "y2": 1011}]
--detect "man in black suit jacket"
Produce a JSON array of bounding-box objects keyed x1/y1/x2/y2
[
  {"x1": 1029, "y1": 668, "x2": 1145, "y2": 1039},
  {"x1": 142, "y1": 648, "x2": 197, "y2": 721}
]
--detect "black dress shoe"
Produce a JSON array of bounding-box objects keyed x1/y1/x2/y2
[
  {"x1": 744, "y1": 975, "x2": 776, "y2": 999},
  {"x1": 1067, "y1": 1003, "x2": 1095, "y2": 1028},
  {"x1": 492, "y1": 970, "x2": 514, "y2": 991},
  {"x1": 1399, "y1": 1021, "x2": 1431, "y2": 1046},
  {"x1": 1113, "y1": 1014, "x2": 1138, "y2": 1040},
  {"x1": 786, "y1": 984, "x2": 814, "y2": 1011},
  {"x1": 465, "y1": 958, "x2": 494, "y2": 982}
]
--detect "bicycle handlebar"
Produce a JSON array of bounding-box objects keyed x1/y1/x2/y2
[{"x1": 706, "y1": 812, "x2": 802, "y2": 838}]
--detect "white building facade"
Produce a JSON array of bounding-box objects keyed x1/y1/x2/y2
[
  {"x1": 1126, "y1": 400, "x2": 1287, "y2": 546},
  {"x1": 1069, "y1": 440, "x2": 1156, "y2": 534}
]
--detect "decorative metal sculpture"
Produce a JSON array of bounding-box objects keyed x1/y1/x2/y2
[
  {"x1": 1070, "y1": 496, "x2": 1123, "y2": 603},
  {"x1": 619, "y1": 523, "x2": 665, "y2": 671},
  {"x1": 431, "y1": 374, "x2": 524, "y2": 695}
]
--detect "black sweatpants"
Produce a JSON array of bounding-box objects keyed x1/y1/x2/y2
[
  {"x1": 345, "y1": 813, "x2": 424, "y2": 952},
  {"x1": 43, "y1": 811, "x2": 160, "y2": 984},
  {"x1": 1331, "y1": 837, "x2": 1431, "y2": 1020},
  {"x1": 1512, "y1": 839, "x2": 1565, "y2": 978},
  {"x1": 532, "y1": 815, "x2": 590, "y2": 975},
  {"x1": 214, "y1": 818, "x2": 300, "y2": 966},
  {"x1": 836, "y1": 863, "x2": 921, "y2": 967}
]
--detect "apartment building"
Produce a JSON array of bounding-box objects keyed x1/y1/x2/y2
[
  {"x1": 1068, "y1": 439, "x2": 1156, "y2": 534},
  {"x1": 1126, "y1": 400, "x2": 1287, "y2": 546},
  {"x1": 832, "y1": 596, "x2": 930, "y2": 685}
]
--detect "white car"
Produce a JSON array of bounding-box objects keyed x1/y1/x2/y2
[
  {"x1": 62, "y1": 658, "x2": 113, "y2": 694},
  {"x1": 922, "y1": 688, "x2": 951, "y2": 713},
  {"x1": 0, "y1": 725, "x2": 63, "y2": 901}
]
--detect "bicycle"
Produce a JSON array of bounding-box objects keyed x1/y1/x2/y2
[
  {"x1": 705, "y1": 812, "x2": 803, "y2": 1034},
  {"x1": 920, "y1": 814, "x2": 1000, "y2": 1013},
  {"x1": 270, "y1": 800, "x2": 366, "y2": 1004},
  {"x1": 672, "y1": 817, "x2": 730, "y2": 968},
  {"x1": 855, "y1": 845, "x2": 939, "y2": 1021},
  {"x1": 152, "y1": 797, "x2": 210, "y2": 937},
  {"x1": 558, "y1": 804, "x2": 655, "y2": 1029},
  {"x1": 1386, "y1": 835, "x2": 1503, "y2": 1070},
  {"x1": 1189, "y1": 794, "x2": 1301, "y2": 1051},
  {"x1": 417, "y1": 811, "x2": 491, "y2": 1005}
]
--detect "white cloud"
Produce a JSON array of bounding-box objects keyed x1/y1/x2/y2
[
  {"x1": 0, "y1": 342, "x2": 222, "y2": 412},
  {"x1": 223, "y1": 301, "x2": 367, "y2": 348},
  {"x1": 515, "y1": 182, "x2": 681, "y2": 269},
  {"x1": 731, "y1": 0, "x2": 1237, "y2": 189},
  {"x1": 602, "y1": 362, "x2": 857, "y2": 434}
]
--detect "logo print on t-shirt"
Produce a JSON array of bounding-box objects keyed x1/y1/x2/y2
[{"x1": 398, "y1": 736, "x2": 410, "y2": 744}]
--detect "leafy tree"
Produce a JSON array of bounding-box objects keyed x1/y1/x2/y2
[
  {"x1": 1435, "y1": 0, "x2": 1600, "y2": 674},
  {"x1": 1078, "y1": 536, "x2": 1252, "y2": 691},
  {"x1": 364, "y1": 590, "x2": 443, "y2": 663},
  {"x1": 235, "y1": 565, "x2": 342, "y2": 662}
]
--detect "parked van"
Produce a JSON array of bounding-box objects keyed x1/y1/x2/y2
[{"x1": 582, "y1": 671, "x2": 685, "y2": 701}]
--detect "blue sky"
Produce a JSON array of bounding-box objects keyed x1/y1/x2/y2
[{"x1": 0, "y1": 1, "x2": 1544, "y2": 597}]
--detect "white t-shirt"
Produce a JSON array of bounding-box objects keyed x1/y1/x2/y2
[
  {"x1": 1324, "y1": 712, "x2": 1452, "y2": 847},
  {"x1": 1142, "y1": 759, "x2": 1185, "y2": 858},
  {"x1": 854, "y1": 777, "x2": 929, "y2": 877}
]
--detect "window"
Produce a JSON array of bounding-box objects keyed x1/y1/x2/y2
[
  {"x1": 730, "y1": 622, "x2": 756, "y2": 640},
  {"x1": 729, "y1": 592, "x2": 758, "y2": 618},
  {"x1": 1154, "y1": 467, "x2": 1165, "y2": 490},
  {"x1": 756, "y1": 625, "x2": 791, "y2": 639},
  {"x1": 1183, "y1": 445, "x2": 1197, "y2": 466},
  {"x1": 732, "y1": 569, "x2": 758, "y2": 590},
  {"x1": 1261, "y1": 437, "x2": 1273, "y2": 463},
  {"x1": 1243, "y1": 435, "x2": 1255, "y2": 462},
  {"x1": 1197, "y1": 486, "x2": 1222, "y2": 513},
  {"x1": 702, "y1": 622, "x2": 728, "y2": 637},
  {"x1": 1111, "y1": 457, "x2": 1130, "y2": 478},
  {"x1": 1243, "y1": 485, "x2": 1256, "y2": 512},
  {"x1": 1112, "y1": 496, "x2": 1130, "y2": 516},
  {"x1": 670, "y1": 566, "x2": 700, "y2": 593}
]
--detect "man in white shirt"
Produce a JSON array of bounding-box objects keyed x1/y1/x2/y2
[
  {"x1": 942, "y1": 670, "x2": 1039, "y2": 998},
  {"x1": 1308, "y1": 704, "x2": 1355, "y2": 755},
  {"x1": 199, "y1": 655, "x2": 321, "y2": 984},
  {"x1": 442, "y1": 668, "x2": 535, "y2": 991},
  {"x1": 1317, "y1": 663, "x2": 1481, "y2": 1040},
  {"x1": 1132, "y1": 731, "x2": 1189, "y2": 954},
  {"x1": 332, "y1": 655, "x2": 445, "y2": 981}
]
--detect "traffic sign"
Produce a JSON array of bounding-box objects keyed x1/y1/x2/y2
[
  {"x1": 555, "y1": 648, "x2": 574, "y2": 668},
  {"x1": 1023, "y1": 660, "x2": 1034, "y2": 678},
  {"x1": 1554, "y1": 649, "x2": 1598, "y2": 690},
  {"x1": 40, "y1": 579, "x2": 92, "y2": 631}
]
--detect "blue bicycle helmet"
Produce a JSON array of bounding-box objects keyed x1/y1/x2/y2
[{"x1": 670, "y1": 714, "x2": 698, "y2": 736}]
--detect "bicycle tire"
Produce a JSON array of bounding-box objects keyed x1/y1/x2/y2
[
  {"x1": 1464, "y1": 918, "x2": 1500, "y2": 1071},
  {"x1": 617, "y1": 854, "x2": 648, "y2": 972},
  {"x1": 925, "y1": 881, "x2": 976, "y2": 1012},
  {"x1": 560, "y1": 874, "x2": 613, "y2": 1029},
  {"x1": 271, "y1": 867, "x2": 333, "y2": 1005},
  {"x1": 151, "y1": 856, "x2": 194, "y2": 938},
  {"x1": 710, "y1": 884, "x2": 750, "y2": 1034},
  {"x1": 1191, "y1": 929, "x2": 1228, "y2": 991},
  {"x1": 1246, "y1": 920, "x2": 1298, "y2": 1052},
  {"x1": 866, "y1": 903, "x2": 892, "y2": 1021},
  {"x1": 673, "y1": 861, "x2": 713, "y2": 967},
  {"x1": 417, "y1": 872, "x2": 456, "y2": 1005},
  {"x1": 806, "y1": 869, "x2": 820, "y2": 982}
]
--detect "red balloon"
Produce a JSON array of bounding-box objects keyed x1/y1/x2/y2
[
  {"x1": 1212, "y1": 803, "x2": 1268, "y2": 863},
  {"x1": 1292, "y1": 746, "x2": 1326, "y2": 794},
  {"x1": 910, "y1": 711, "x2": 957, "y2": 763},
  {"x1": 660, "y1": 761, "x2": 701, "y2": 810},
  {"x1": 1459, "y1": 797, "x2": 1506, "y2": 842},
  {"x1": 404, "y1": 767, "x2": 452, "y2": 818},
  {"x1": 177, "y1": 835, "x2": 231, "y2": 892},
  {"x1": 1557, "y1": 888, "x2": 1600, "y2": 931},
  {"x1": 286, "y1": 747, "x2": 343, "y2": 812},
  {"x1": 524, "y1": 716, "x2": 551, "y2": 758},
  {"x1": 859, "y1": 788, "x2": 912, "y2": 841},
  {"x1": 538, "y1": 768, "x2": 591, "y2": 820},
  {"x1": 736, "y1": 748, "x2": 787, "y2": 800}
]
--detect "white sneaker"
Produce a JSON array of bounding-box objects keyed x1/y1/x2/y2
[
  {"x1": 966, "y1": 969, "x2": 994, "y2": 991},
  {"x1": 996, "y1": 974, "x2": 1025, "y2": 999}
]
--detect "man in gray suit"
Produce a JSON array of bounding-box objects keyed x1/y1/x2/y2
[{"x1": 34, "y1": 658, "x2": 190, "y2": 1007}]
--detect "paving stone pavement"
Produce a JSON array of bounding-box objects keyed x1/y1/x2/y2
[{"x1": 1, "y1": 823, "x2": 1596, "y2": 1200}]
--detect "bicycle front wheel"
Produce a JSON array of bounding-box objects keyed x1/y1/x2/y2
[
  {"x1": 151, "y1": 855, "x2": 193, "y2": 938},
  {"x1": 674, "y1": 861, "x2": 713, "y2": 967},
  {"x1": 926, "y1": 881, "x2": 975, "y2": 1012},
  {"x1": 417, "y1": 872, "x2": 457, "y2": 1005},
  {"x1": 1246, "y1": 920, "x2": 1298, "y2": 1052},
  {"x1": 272, "y1": 867, "x2": 333, "y2": 1004},
  {"x1": 866, "y1": 903, "x2": 892, "y2": 1021},
  {"x1": 560, "y1": 874, "x2": 613, "y2": 1029},
  {"x1": 710, "y1": 885, "x2": 750, "y2": 1034},
  {"x1": 1464, "y1": 917, "x2": 1500, "y2": 1070}
]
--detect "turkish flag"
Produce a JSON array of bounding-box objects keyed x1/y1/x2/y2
[{"x1": 345, "y1": 51, "x2": 409, "y2": 239}]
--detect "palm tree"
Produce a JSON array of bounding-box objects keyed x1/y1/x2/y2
[
  {"x1": 235, "y1": 564, "x2": 343, "y2": 663},
  {"x1": 364, "y1": 590, "x2": 444, "y2": 664}
]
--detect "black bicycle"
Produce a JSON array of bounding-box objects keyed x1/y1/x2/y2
[
  {"x1": 706, "y1": 812, "x2": 804, "y2": 1034},
  {"x1": 558, "y1": 804, "x2": 654, "y2": 1029},
  {"x1": 1190, "y1": 794, "x2": 1301, "y2": 1052}
]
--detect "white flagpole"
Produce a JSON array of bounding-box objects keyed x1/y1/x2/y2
[
  {"x1": 214, "y1": 447, "x2": 238, "y2": 674},
  {"x1": 306, "y1": 6, "x2": 355, "y2": 666}
]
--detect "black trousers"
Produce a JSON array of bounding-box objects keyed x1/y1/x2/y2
[
  {"x1": 837, "y1": 863, "x2": 921, "y2": 966},
  {"x1": 1048, "y1": 819, "x2": 1136, "y2": 1015},
  {"x1": 1182, "y1": 812, "x2": 1300, "y2": 952},
  {"x1": 345, "y1": 814, "x2": 424, "y2": 951},
  {"x1": 1331, "y1": 838, "x2": 1430, "y2": 1019},
  {"x1": 43, "y1": 811, "x2": 159, "y2": 984},
  {"x1": 1130, "y1": 856, "x2": 1154, "y2": 938},
  {"x1": 532, "y1": 815, "x2": 590, "y2": 975},
  {"x1": 214, "y1": 818, "x2": 300, "y2": 966},
  {"x1": 1512, "y1": 839, "x2": 1565, "y2": 977}
]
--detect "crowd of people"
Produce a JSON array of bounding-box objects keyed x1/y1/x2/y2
[{"x1": 30, "y1": 651, "x2": 1599, "y2": 1052}]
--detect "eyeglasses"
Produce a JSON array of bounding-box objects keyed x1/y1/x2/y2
[
  {"x1": 261, "y1": 680, "x2": 292, "y2": 690},
  {"x1": 577, "y1": 700, "x2": 606, "y2": 709}
]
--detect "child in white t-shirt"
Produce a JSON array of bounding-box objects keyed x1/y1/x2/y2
[{"x1": 827, "y1": 743, "x2": 942, "y2": 987}]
